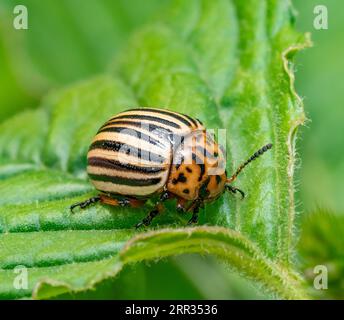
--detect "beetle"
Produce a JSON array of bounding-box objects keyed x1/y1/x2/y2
[{"x1": 70, "y1": 107, "x2": 272, "y2": 228}]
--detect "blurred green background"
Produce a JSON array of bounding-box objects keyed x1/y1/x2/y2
[{"x1": 0, "y1": 0, "x2": 342, "y2": 299}]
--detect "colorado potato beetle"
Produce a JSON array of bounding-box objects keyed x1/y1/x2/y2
[{"x1": 70, "y1": 108, "x2": 272, "y2": 228}]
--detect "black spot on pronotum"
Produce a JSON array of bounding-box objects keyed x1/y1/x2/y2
[
  {"x1": 172, "y1": 172, "x2": 187, "y2": 185},
  {"x1": 177, "y1": 173, "x2": 187, "y2": 183},
  {"x1": 216, "y1": 175, "x2": 222, "y2": 185},
  {"x1": 186, "y1": 167, "x2": 192, "y2": 173},
  {"x1": 199, "y1": 177, "x2": 211, "y2": 199},
  {"x1": 198, "y1": 164, "x2": 205, "y2": 181},
  {"x1": 183, "y1": 188, "x2": 190, "y2": 194}
]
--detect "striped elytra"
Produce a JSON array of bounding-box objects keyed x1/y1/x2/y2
[
  {"x1": 71, "y1": 107, "x2": 273, "y2": 228},
  {"x1": 87, "y1": 108, "x2": 205, "y2": 197}
]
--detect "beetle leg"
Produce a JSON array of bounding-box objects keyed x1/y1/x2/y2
[
  {"x1": 70, "y1": 196, "x2": 101, "y2": 212},
  {"x1": 99, "y1": 194, "x2": 146, "y2": 208},
  {"x1": 225, "y1": 185, "x2": 245, "y2": 199},
  {"x1": 135, "y1": 191, "x2": 171, "y2": 229},
  {"x1": 187, "y1": 201, "x2": 201, "y2": 225},
  {"x1": 184, "y1": 178, "x2": 209, "y2": 224},
  {"x1": 135, "y1": 203, "x2": 164, "y2": 229},
  {"x1": 70, "y1": 194, "x2": 145, "y2": 213}
]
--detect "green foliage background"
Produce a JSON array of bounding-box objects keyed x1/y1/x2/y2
[{"x1": 0, "y1": 0, "x2": 342, "y2": 299}]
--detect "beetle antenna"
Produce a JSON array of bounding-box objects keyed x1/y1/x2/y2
[{"x1": 226, "y1": 143, "x2": 273, "y2": 184}]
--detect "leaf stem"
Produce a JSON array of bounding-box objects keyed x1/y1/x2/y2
[{"x1": 121, "y1": 226, "x2": 309, "y2": 300}]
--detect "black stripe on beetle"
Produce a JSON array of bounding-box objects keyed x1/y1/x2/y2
[
  {"x1": 88, "y1": 157, "x2": 165, "y2": 174},
  {"x1": 100, "y1": 120, "x2": 174, "y2": 135},
  {"x1": 99, "y1": 120, "x2": 184, "y2": 146},
  {"x1": 89, "y1": 140, "x2": 166, "y2": 164},
  {"x1": 127, "y1": 108, "x2": 194, "y2": 128},
  {"x1": 89, "y1": 173, "x2": 161, "y2": 186},
  {"x1": 97, "y1": 126, "x2": 163, "y2": 147},
  {"x1": 182, "y1": 113, "x2": 199, "y2": 127},
  {"x1": 112, "y1": 114, "x2": 181, "y2": 129}
]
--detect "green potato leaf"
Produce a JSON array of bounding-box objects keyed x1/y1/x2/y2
[
  {"x1": 0, "y1": 0, "x2": 167, "y2": 120},
  {"x1": 0, "y1": 0, "x2": 311, "y2": 299}
]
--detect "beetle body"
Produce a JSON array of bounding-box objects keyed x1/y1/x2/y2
[
  {"x1": 71, "y1": 107, "x2": 272, "y2": 227},
  {"x1": 87, "y1": 108, "x2": 204, "y2": 198}
]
